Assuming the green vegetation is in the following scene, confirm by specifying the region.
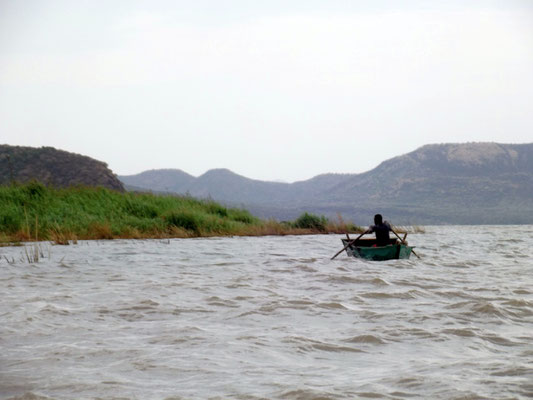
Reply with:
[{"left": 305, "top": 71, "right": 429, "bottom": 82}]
[
  {"left": 290, "top": 212, "right": 329, "bottom": 232},
  {"left": 0, "top": 182, "right": 360, "bottom": 243}
]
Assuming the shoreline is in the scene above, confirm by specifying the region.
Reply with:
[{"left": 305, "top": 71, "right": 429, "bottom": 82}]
[
  {"left": 1, "top": 229, "right": 361, "bottom": 246},
  {"left": 0, "top": 183, "right": 361, "bottom": 246}
]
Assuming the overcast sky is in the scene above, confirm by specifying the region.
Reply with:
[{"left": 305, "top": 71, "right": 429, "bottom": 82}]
[{"left": 1, "top": 0, "right": 532, "bottom": 182}]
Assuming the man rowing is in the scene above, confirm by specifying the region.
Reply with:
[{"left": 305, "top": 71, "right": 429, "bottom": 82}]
[
  {"left": 331, "top": 214, "right": 420, "bottom": 260},
  {"left": 365, "top": 213, "right": 393, "bottom": 247}
]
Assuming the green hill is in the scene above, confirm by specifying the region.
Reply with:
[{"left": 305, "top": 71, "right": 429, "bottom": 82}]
[{"left": 0, "top": 145, "right": 124, "bottom": 191}]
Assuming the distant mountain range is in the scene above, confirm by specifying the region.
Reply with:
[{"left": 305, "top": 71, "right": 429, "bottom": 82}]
[
  {"left": 119, "top": 142, "right": 533, "bottom": 225},
  {"left": 1, "top": 143, "right": 530, "bottom": 225},
  {"left": 0, "top": 145, "right": 124, "bottom": 191}
]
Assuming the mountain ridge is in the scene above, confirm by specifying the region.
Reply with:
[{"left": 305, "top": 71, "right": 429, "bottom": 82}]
[{"left": 119, "top": 142, "right": 533, "bottom": 224}]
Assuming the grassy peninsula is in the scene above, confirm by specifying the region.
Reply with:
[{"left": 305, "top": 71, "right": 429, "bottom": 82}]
[{"left": 0, "top": 182, "right": 359, "bottom": 244}]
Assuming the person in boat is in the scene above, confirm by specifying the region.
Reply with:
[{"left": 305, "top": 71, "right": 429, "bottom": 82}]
[{"left": 366, "top": 214, "right": 393, "bottom": 247}]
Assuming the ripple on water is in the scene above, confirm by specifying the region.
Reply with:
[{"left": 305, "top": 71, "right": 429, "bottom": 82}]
[
  {"left": 343, "top": 334, "right": 387, "bottom": 345},
  {"left": 279, "top": 388, "right": 340, "bottom": 400},
  {"left": 489, "top": 366, "right": 532, "bottom": 377},
  {"left": 360, "top": 290, "right": 420, "bottom": 300},
  {"left": 442, "top": 328, "right": 478, "bottom": 338},
  {"left": 479, "top": 333, "right": 521, "bottom": 347},
  {"left": 447, "top": 299, "right": 527, "bottom": 322},
  {"left": 316, "top": 302, "right": 349, "bottom": 310},
  {"left": 1, "top": 229, "right": 532, "bottom": 399},
  {"left": 5, "top": 393, "right": 52, "bottom": 400},
  {"left": 205, "top": 296, "right": 240, "bottom": 308},
  {"left": 127, "top": 299, "right": 160, "bottom": 310},
  {"left": 282, "top": 336, "right": 364, "bottom": 354}
]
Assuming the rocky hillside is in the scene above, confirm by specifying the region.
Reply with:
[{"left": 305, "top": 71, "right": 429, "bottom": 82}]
[
  {"left": 322, "top": 143, "right": 533, "bottom": 224},
  {"left": 119, "top": 143, "right": 533, "bottom": 224},
  {"left": 0, "top": 145, "right": 124, "bottom": 191}
]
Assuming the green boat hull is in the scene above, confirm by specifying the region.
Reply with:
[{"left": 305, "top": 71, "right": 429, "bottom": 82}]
[{"left": 341, "top": 239, "right": 413, "bottom": 261}]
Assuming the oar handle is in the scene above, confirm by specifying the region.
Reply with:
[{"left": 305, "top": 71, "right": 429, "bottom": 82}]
[{"left": 331, "top": 231, "right": 367, "bottom": 260}]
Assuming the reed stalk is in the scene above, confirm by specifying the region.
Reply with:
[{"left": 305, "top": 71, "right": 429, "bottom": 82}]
[{"left": 0, "top": 183, "right": 360, "bottom": 243}]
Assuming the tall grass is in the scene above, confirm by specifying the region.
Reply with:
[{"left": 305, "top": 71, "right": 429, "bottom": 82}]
[{"left": 0, "top": 182, "right": 360, "bottom": 243}]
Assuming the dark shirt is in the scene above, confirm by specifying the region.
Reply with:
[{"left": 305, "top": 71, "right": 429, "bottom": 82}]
[{"left": 367, "top": 221, "right": 392, "bottom": 246}]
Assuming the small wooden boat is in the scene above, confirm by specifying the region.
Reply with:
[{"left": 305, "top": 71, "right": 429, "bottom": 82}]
[{"left": 341, "top": 238, "right": 413, "bottom": 261}]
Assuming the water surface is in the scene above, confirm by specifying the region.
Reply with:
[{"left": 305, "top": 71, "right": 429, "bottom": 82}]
[{"left": 1, "top": 226, "right": 532, "bottom": 399}]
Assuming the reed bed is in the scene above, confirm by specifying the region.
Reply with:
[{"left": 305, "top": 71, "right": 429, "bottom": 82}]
[{"left": 0, "top": 182, "right": 360, "bottom": 244}]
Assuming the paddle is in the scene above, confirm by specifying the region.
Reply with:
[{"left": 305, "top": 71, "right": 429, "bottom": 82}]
[
  {"left": 331, "top": 231, "right": 367, "bottom": 260},
  {"left": 391, "top": 229, "right": 421, "bottom": 259}
]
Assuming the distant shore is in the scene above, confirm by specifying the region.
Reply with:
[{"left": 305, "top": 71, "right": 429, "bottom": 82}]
[{"left": 0, "top": 182, "right": 361, "bottom": 244}]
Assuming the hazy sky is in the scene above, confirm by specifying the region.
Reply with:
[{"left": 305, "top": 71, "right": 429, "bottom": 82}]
[{"left": 1, "top": 0, "right": 532, "bottom": 182}]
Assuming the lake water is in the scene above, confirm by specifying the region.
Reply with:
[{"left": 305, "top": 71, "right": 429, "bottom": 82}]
[{"left": 1, "top": 226, "right": 532, "bottom": 400}]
